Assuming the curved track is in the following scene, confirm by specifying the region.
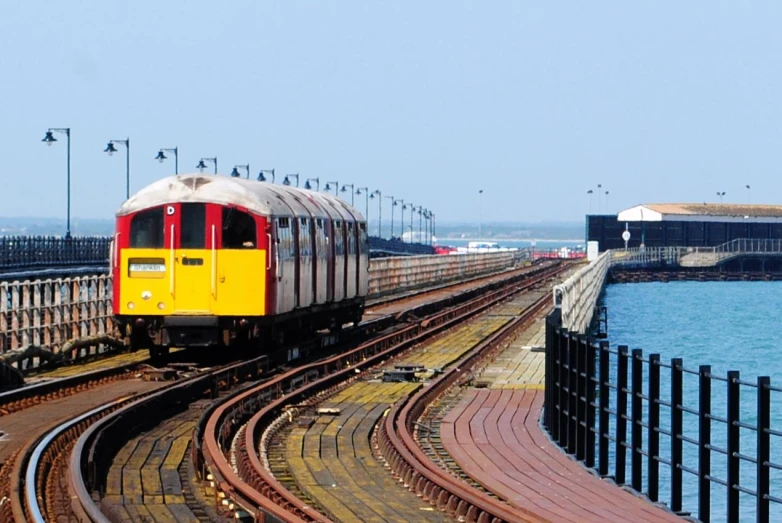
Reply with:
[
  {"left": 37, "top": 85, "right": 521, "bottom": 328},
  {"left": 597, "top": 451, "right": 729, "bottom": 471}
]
[{"left": 19, "top": 261, "right": 561, "bottom": 522}]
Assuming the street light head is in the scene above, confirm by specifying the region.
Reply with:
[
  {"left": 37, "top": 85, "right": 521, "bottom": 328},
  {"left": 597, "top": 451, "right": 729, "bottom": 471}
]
[
  {"left": 258, "top": 172, "right": 266, "bottom": 182},
  {"left": 587, "top": 189, "right": 593, "bottom": 194},
  {"left": 305, "top": 180, "right": 312, "bottom": 190},
  {"left": 230, "top": 167, "right": 241, "bottom": 178},
  {"left": 104, "top": 142, "right": 118, "bottom": 156},
  {"left": 155, "top": 150, "right": 167, "bottom": 163},
  {"left": 369, "top": 192, "right": 375, "bottom": 199},
  {"left": 355, "top": 188, "right": 362, "bottom": 195},
  {"left": 42, "top": 131, "right": 57, "bottom": 146},
  {"left": 283, "top": 176, "right": 291, "bottom": 186},
  {"left": 341, "top": 185, "right": 348, "bottom": 192},
  {"left": 196, "top": 160, "right": 208, "bottom": 172},
  {"left": 324, "top": 183, "right": 331, "bottom": 191}
]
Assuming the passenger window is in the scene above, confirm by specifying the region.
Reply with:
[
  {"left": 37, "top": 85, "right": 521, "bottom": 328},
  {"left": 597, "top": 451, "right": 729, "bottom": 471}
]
[
  {"left": 181, "top": 203, "right": 205, "bottom": 248},
  {"left": 130, "top": 208, "right": 164, "bottom": 248},
  {"left": 334, "top": 221, "right": 344, "bottom": 256},
  {"left": 223, "top": 207, "right": 257, "bottom": 249}
]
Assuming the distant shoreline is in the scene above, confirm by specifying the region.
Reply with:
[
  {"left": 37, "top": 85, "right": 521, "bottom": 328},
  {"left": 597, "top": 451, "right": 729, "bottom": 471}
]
[{"left": 439, "top": 238, "right": 584, "bottom": 243}]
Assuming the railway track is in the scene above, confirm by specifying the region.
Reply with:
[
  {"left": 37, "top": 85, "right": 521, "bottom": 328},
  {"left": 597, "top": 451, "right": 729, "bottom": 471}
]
[
  {"left": 195, "top": 264, "right": 568, "bottom": 522},
  {"left": 4, "top": 260, "right": 563, "bottom": 523}
]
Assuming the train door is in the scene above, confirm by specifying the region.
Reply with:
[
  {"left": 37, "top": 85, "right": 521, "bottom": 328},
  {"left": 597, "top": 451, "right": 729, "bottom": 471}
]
[
  {"left": 345, "top": 221, "right": 357, "bottom": 298},
  {"left": 358, "top": 222, "right": 369, "bottom": 296},
  {"left": 315, "top": 219, "right": 328, "bottom": 304},
  {"left": 298, "top": 217, "right": 313, "bottom": 307},
  {"left": 325, "top": 219, "right": 335, "bottom": 302},
  {"left": 173, "top": 202, "right": 212, "bottom": 314},
  {"left": 293, "top": 217, "right": 301, "bottom": 308},
  {"left": 215, "top": 207, "right": 265, "bottom": 316},
  {"left": 275, "top": 217, "right": 295, "bottom": 313},
  {"left": 333, "top": 220, "right": 345, "bottom": 302}
]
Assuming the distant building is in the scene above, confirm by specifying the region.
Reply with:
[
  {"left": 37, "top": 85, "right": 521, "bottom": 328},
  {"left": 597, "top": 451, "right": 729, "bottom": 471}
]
[{"left": 588, "top": 203, "right": 782, "bottom": 251}]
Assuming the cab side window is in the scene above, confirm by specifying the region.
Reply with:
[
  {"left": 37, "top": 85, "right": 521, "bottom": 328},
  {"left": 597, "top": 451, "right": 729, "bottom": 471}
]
[
  {"left": 130, "top": 208, "right": 164, "bottom": 248},
  {"left": 223, "top": 208, "right": 257, "bottom": 249}
]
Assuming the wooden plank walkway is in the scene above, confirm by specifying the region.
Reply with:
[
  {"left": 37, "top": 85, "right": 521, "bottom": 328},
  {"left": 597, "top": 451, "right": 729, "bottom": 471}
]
[
  {"left": 286, "top": 291, "right": 547, "bottom": 522},
  {"left": 103, "top": 402, "right": 216, "bottom": 522},
  {"left": 440, "top": 320, "right": 682, "bottom": 523}
]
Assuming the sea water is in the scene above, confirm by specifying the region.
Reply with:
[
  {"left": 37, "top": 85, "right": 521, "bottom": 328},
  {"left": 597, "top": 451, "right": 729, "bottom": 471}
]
[{"left": 603, "top": 281, "right": 782, "bottom": 522}]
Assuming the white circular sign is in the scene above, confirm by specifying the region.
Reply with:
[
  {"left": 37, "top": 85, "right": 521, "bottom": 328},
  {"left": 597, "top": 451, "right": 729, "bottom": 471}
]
[{"left": 621, "top": 231, "right": 631, "bottom": 241}]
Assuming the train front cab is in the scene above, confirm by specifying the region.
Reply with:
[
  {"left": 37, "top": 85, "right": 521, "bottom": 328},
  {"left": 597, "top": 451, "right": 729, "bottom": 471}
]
[{"left": 114, "top": 201, "right": 267, "bottom": 350}]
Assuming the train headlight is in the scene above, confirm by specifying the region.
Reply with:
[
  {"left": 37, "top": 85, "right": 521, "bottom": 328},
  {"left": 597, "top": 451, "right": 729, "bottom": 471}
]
[
  {"left": 127, "top": 302, "right": 135, "bottom": 310},
  {"left": 141, "top": 291, "right": 152, "bottom": 300},
  {"left": 157, "top": 302, "right": 165, "bottom": 310}
]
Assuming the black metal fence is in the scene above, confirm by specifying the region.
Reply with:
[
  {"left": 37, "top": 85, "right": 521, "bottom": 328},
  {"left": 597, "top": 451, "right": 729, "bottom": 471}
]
[
  {"left": 544, "top": 309, "right": 782, "bottom": 522},
  {"left": 0, "top": 236, "right": 111, "bottom": 273}
]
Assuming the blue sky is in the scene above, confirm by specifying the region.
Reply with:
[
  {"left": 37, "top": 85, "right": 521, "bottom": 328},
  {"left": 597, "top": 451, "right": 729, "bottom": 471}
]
[{"left": 2, "top": 2, "right": 781, "bottom": 224}]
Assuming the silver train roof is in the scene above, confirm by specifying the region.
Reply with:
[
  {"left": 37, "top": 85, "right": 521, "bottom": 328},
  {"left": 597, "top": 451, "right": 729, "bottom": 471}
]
[{"left": 117, "top": 174, "right": 365, "bottom": 221}]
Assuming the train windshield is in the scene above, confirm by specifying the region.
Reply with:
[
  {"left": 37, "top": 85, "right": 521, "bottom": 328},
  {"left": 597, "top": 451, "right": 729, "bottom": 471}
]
[
  {"left": 223, "top": 207, "right": 256, "bottom": 248},
  {"left": 130, "top": 208, "right": 164, "bottom": 248}
]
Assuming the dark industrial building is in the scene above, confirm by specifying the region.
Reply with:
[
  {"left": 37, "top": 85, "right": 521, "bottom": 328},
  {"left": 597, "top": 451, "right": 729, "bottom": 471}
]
[{"left": 587, "top": 203, "right": 782, "bottom": 252}]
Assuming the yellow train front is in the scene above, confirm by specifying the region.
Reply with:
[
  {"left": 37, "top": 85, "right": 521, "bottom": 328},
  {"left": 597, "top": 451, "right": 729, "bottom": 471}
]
[{"left": 111, "top": 174, "right": 369, "bottom": 358}]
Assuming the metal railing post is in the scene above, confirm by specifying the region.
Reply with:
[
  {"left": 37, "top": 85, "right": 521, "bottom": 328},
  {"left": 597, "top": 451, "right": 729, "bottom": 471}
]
[
  {"left": 576, "top": 335, "right": 587, "bottom": 461},
  {"left": 757, "top": 376, "right": 770, "bottom": 522},
  {"left": 558, "top": 330, "right": 569, "bottom": 448},
  {"left": 568, "top": 332, "right": 579, "bottom": 455},
  {"left": 616, "top": 345, "right": 629, "bottom": 485},
  {"left": 631, "top": 348, "right": 643, "bottom": 492},
  {"left": 671, "top": 358, "right": 684, "bottom": 513},
  {"left": 726, "top": 370, "right": 740, "bottom": 521},
  {"left": 699, "top": 365, "right": 712, "bottom": 523},
  {"left": 598, "top": 340, "right": 610, "bottom": 476},
  {"left": 585, "top": 338, "right": 597, "bottom": 468},
  {"left": 648, "top": 353, "right": 660, "bottom": 502}
]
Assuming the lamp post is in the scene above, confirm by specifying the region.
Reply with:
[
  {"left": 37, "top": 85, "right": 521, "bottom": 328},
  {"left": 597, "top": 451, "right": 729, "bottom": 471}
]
[
  {"left": 370, "top": 190, "right": 381, "bottom": 237},
  {"left": 597, "top": 184, "right": 602, "bottom": 213},
  {"left": 324, "top": 181, "right": 339, "bottom": 196},
  {"left": 42, "top": 128, "right": 72, "bottom": 238},
  {"left": 155, "top": 147, "right": 178, "bottom": 174},
  {"left": 258, "top": 169, "right": 275, "bottom": 182},
  {"left": 305, "top": 177, "right": 320, "bottom": 190},
  {"left": 717, "top": 191, "right": 726, "bottom": 203},
  {"left": 587, "top": 189, "right": 593, "bottom": 213},
  {"left": 231, "top": 164, "right": 250, "bottom": 179},
  {"left": 104, "top": 138, "right": 131, "bottom": 199},
  {"left": 355, "top": 187, "right": 369, "bottom": 224},
  {"left": 417, "top": 206, "right": 423, "bottom": 244},
  {"left": 283, "top": 173, "right": 300, "bottom": 187},
  {"left": 341, "top": 183, "right": 355, "bottom": 206},
  {"left": 423, "top": 209, "right": 431, "bottom": 245},
  {"left": 478, "top": 189, "right": 483, "bottom": 242},
  {"left": 604, "top": 191, "right": 610, "bottom": 213},
  {"left": 395, "top": 199, "right": 405, "bottom": 241},
  {"left": 431, "top": 212, "right": 436, "bottom": 243},
  {"left": 197, "top": 157, "right": 217, "bottom": 174},
  {"left": 404, "top": 202, "right": 415, "bottom": 243}
]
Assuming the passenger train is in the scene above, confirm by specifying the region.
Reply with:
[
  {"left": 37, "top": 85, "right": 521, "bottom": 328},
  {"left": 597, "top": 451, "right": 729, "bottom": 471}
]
[{"left": 111, "top": 174, "right": 370, "bottom": 358}]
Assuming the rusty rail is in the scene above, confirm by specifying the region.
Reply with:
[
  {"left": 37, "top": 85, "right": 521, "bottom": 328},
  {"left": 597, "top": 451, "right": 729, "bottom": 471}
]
[
  {"left": 198, "top": 263, "right": 565, "bottom": 522},
  {"left": 377, "top": 291, "right": 555, "bottom": 523}
]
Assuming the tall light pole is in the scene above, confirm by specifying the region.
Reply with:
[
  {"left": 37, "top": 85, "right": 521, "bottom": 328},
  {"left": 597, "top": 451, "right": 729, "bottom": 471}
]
[
  {"left": 395, "top": 199, "right": 405, "bottom": 241},
  {"left": 105, "top": 138, "right": 131, "bottom": 199},
  {"left": 597, "top": 184, "right": 602, "bottom": 213},
  {"left": 417, "top": 206, "right": 423, "bottom": 243},
  {"left": 155, "top": 147, "right": 178, "bottom": 174},
  {"left": 587, "top": 189, "right": 593, "bottom": 213},
  {"left": 385, "top": 195, "right": 395, "bottom": 237},
  {"left": 305, "top": 177, "right": 319, "bottom": 190},
  {"left": 324, "top": 181, "right": 339, "bottom": 196},
  {"left": 356, "top": 187, "right": 369, "bottom": 225},
  {"left": 370, "top": 190, "right": 381, "bottom": 237},
  {"left": 258, "top": 169, "right": 275, "bottom": 182},
  {"left": 604, "top": 191, "right": 610, "bottom": 213},
  {"left": 231, "top": 164, "right": 250, "bottom": 179},
  {"left": 478, "top": 189, "right": 483, "bottom": 242},
  {"left": 717, "top": 191, "right": 726, "bottom": 203},
  {"left": 197, "top": 157, "right": 217, "bottom": 174},
  {"left": 283, "top": 173, "right": 300, "bottom": 187},
  {"left": 42, "top": 128, "right": 72, "bottom": 238},
  {"left": 404, "top": 202, "right": 415, "bottom": 243},
  {"left": 746, "top": 184, "right": 751, "bottom": 204},
  {"left": 341, "top": 183, "right": 355, "bottom": 206}
]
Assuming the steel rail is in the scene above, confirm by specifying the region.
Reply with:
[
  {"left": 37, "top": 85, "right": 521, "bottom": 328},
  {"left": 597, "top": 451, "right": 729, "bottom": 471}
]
[
  {"left": 200, "top": 263, "right": 567, "bottom": 522},
  {"left": 378, "top": 291, "right": 554, "bottom": 523}
]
